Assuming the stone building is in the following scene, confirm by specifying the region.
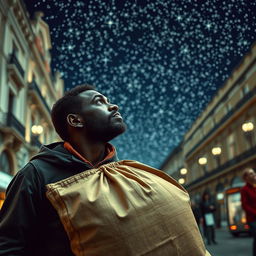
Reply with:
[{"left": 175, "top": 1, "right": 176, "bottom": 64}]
[
  {"left": 0, "top": 0, "right": 64, "bottom": 207},
  {"left": 161, "top": 43, "right": 256, "bottom": 227}
]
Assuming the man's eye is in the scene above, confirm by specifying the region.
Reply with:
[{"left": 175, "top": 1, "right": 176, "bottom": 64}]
[{"left": 96, "top": 99, "right": 105, "bottom": 104}]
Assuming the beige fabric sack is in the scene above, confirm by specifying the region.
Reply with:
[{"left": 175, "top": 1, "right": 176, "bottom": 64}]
[{"left": 46, "top": 160, "right": 211, "bottom": 256}]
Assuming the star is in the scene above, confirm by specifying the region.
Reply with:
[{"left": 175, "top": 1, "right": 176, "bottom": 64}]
[
  {"left": 206, "top": 23, "right": 212, "bottom": 29},
  {"left": 102, "top": 57, "right": 109, "bottom": 64},
  {"left": 107, "top": 20, "right": 114, "bottom": 26}
]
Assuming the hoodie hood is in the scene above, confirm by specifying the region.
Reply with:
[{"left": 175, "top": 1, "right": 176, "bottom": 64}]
[{"left": 31, "top": 142, "right": 118, "bottom": 170}]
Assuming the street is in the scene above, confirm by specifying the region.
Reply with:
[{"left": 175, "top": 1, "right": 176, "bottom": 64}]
[{"left": 205, "top": 227, "right": 253, "bottom": 256}]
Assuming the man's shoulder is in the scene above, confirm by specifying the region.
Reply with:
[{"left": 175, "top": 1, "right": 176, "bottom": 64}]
[
  {"left": 15, "top": 162, "right": 38, "bottom": 178},
  {"left": 28, "top": 154, "right": 86, "bottom": 186},
  {"left": 18, "top": 159, "right": 49, "bottom": 178},
  {"left": 14, "top": 158, "right": 57, "bottom": 186},
  {"left": 5, "top": 162, "right": 43, "bottom": 195}
]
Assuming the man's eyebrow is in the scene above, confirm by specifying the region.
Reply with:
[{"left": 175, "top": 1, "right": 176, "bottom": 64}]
[{"left": 91, "top": 94, "right": 109, "bottom": 102}]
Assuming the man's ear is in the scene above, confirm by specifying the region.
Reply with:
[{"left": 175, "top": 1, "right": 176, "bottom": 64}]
[{"left": 67, "top": 114, "right": 84, "bottom": 128}]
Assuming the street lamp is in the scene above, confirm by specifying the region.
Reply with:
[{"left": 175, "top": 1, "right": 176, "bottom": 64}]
[
  {"left": 31, "top": 125, "right": 43, "bottom": 147},
  {"left": 212, "top": 146, "right": 222, "bottom": 166},
  {"left": 180, "top": 168, "right": 187, "bottom": 175},
  {"left": 242, "top": 121, "right": 254, "bottom": 147},
  {"left": 242, "top": 122, "right": 254, "bottom": 132},
  {"left": 178, "top": 178, "right": 185, "bottom": 185},
  {"left": 31, "top": 125, "right": 43, "bottom": 135},
  {"left": 198, "top": 157, "right": 207, "bottom": 174}
]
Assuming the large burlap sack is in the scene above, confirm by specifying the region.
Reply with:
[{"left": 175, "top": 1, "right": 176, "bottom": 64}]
[{"left": 46, "top": 160, "right": 211, "bottom": 256}]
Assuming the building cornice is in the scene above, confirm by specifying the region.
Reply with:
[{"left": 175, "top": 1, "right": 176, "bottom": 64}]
[
  {"left": 185, "top": 86, "right": 256, "bottom": 160},
  {"left": 185, "top": 146, "right": 256, "bottom": 190},
  {"left": 185, "top": 43, "right": 256, "bottom": 141}
]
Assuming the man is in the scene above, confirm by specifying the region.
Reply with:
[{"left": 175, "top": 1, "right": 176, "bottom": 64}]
[
  {"left": 200, "top": 191, "right": 217, "bottom": 246},
  {"left": 0, "top": 85, "right": 210, "bottom": 255},
  {"left": 241, "top": 167, "right": 256, "bottom": 256}
]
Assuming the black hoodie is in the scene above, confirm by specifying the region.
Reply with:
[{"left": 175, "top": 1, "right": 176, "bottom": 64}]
[{"left": 0, "top": 142, "right": 118, "bottom": 256}]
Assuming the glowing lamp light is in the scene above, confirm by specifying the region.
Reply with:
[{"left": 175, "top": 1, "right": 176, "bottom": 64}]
[
  {"left": 216, "top": 192, "right": 224, "bottom": 200},
  {"left": 230, "top": 225, "right": 237, "bottom": 231},
  {"left": 178, "top": 178, "right": 185, "bottom": 184},
  {"left": 242, "top": 122, "right": 254, "bottom": 132},
  {"left": 31, "top": 125, "right": 43, "bottom": 135},
  {"left": 198, "top": 157, "right": 207, "bottom": 165},
  {"left": 212, "top": 147, "right": 222, "bottom": 156},
  {"left": 244, "top": 224, "right": 250, "bottom": 229},
  {"left": 242, "top": 217, "right": 247, "bottom": 224},
  {"left": 180, "top": 168, "right": 187, "bottom": 175}
]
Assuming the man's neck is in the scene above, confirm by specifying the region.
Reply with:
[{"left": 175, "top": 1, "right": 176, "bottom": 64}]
[{"left": 69, "top": 138, "right": 107, "bottom": 165}]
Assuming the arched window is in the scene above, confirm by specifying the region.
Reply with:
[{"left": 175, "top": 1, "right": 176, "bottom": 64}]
[
  {"left": 0, "top": 150, "right": 12, "bottom": 174},
  {"left": 231, "top": 176, "right": 244, "bottom": 187}
]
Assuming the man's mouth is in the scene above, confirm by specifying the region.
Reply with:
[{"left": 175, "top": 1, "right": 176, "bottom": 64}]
[{"left": 112, "top": 112, "right": 122, "bottom": 119}]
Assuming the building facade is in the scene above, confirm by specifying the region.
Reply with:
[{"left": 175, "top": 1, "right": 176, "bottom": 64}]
[
  {"left": 161, "top": 43, "right": 256, "bottom": 227},
  {"left": 0, "top": 0, "right": 64, "bottom": 207}
]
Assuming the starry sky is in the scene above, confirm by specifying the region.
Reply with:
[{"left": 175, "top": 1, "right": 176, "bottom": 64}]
[{"left": 24, "top": 0, "right": 256, "bottom": 168}]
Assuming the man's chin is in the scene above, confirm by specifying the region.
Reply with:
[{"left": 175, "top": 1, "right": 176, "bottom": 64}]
[
  {"left": 106, "top": 123, "right": 127, "bottom": 142},
  {"left": 87, "top": 122, "right": 127, "bottom": 142}
]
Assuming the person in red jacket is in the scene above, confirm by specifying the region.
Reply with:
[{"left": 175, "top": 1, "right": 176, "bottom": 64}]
[{"left": 241, "top": 167, "right": 256, "bottom": 256}]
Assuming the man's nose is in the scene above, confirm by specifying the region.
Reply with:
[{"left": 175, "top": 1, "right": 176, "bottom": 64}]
[{"left": 108, "top": 103, "right": 119, "bottom": 111}]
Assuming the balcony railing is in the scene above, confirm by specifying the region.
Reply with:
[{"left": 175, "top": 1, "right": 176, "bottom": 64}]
[
  {"left": 8, "top": 53, "right": 25, "bottom": 78},
  {"left": 185, "top": 87, "right": 256, "bottom": 159},
  {"left": 7, "top": 112, "right": 25, "bottom": 137},
  {"left": 29, "top": 80, "right": 51, "bottom": 113},
  {"left": 185, "top": 145, "right": 256, "bottom": 189}
]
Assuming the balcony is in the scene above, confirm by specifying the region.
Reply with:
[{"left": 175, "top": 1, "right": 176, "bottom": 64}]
[
  {"left": 7, "top": 53, "right": 25, "bottom": 87},
  {"left": 185, "top": 87, "right": 256, "bottom": 159},
  {"left": 185, "top": 145, "right": 256, "bottom": 189},
  {"left": 6, "top": 112, "right": 25, "bottom": 138},
  {"left": 29, "top": 79, "right": 51, "bottom": 114}
]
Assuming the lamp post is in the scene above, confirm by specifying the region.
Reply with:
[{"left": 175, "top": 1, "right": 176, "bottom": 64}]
[
  {"left": 198, "top": 157, "right": 207, "bottom": 174},
  {"left": 212, "top": 146, "right": 222, "bottom": 166},
  {"left": 242, "top": 122, "right": 254, "bottom": 148}
]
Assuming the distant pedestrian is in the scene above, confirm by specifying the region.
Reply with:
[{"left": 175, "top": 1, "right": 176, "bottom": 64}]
[
  {"left": 191, "top": 198, "right": 204, "bottom": 238},
  {"left": 191, "top": 199, "right": 203, "bottom": 227},
  {"left": 241, "top": 167, "right": 256, "bottom": 256},
  {"left": 200, "top": 191, "right": 217, "bottom": 245}
]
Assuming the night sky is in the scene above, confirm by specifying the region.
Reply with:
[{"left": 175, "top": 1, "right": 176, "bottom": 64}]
[{"left": 24, "top": 0, "right": 256, "bottom": 168}]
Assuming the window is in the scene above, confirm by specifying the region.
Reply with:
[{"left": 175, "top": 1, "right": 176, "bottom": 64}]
[
  {"left": 0, "top": 150, "right": 11, "bottom": 174},
  {"left": 12, "top": 41, "right": 19, "bottom": 56},
  {"left": 227, "top": 133, "right": 236, "bottom": 159},
  {"left": 8, "top": 91, "right": 15, "bottom": 114},
  {"left": 242, "top": 85, "right": 249, "bottom": 95},
  {"left": 0, "top": 14, "right": 3, "bottom": 39},
  {"left": 231, "top": 176, "right": 244, "bottom": 187}
]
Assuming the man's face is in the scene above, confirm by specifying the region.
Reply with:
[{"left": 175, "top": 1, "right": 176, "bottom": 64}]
[
  {"left": 244, "top": 169, "right": 256, "bottom": 185},
  {"left": 76, "top": 90, "right": 126, "bottom": 142}
]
